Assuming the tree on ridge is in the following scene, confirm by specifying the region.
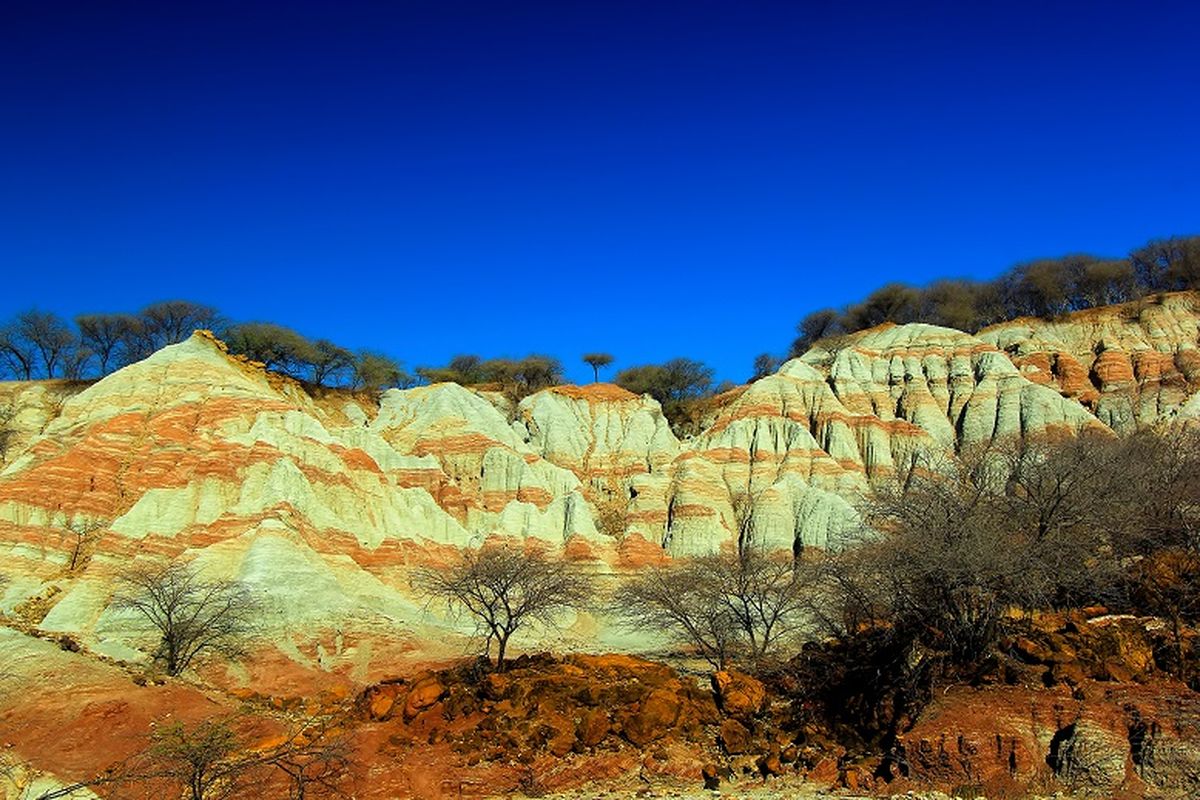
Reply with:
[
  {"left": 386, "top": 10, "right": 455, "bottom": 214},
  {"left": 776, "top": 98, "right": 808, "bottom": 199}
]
[{"left": 581, "top": 352, "right": 613, "bottom": 383}]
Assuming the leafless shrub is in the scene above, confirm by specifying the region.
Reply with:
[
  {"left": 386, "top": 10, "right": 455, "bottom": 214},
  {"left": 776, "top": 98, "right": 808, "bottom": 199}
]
[
  {"left": 139, "top": 716, "right": 256, "bottom": 800},
  {"left": 267, "top": 725, "right": 355, "bottom": 800},
  {"left": 613, "top": 548, "right": 809, "bottom": 670},
  {"left": 57, "top": 515, "right": 109, "bottom": 572},
  {"left": 415, "top": 545, "right": 589, "bottom": 672},
  {"left": 114, "top": 561, "right": 259, "bottom": 676},
  {"left": 1114, "top": 428, "right": 1200, "bottom": 681},
  {"left": 23, "top": 713, "right": 354, "bottom": 800}
]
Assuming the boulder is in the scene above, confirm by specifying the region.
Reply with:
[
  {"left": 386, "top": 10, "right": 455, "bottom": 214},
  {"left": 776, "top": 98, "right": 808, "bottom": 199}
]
[
  {"left": 368, "top": 690, "right": 396, "bottom": 721},
  {"left": 576, "top": 708, "right": 609, "bottom": 748},
  {"left": 622, "top": 689, "right": 682, "bottom": 746},
  {"left": 718, "top": 718, "right": 753, "bottom": 755},
  {"left": 403, "top": 674, "right": 446, "bottom": 721},
  {"left": 711, "top": 670, "right": 766, "bottom": 719}
]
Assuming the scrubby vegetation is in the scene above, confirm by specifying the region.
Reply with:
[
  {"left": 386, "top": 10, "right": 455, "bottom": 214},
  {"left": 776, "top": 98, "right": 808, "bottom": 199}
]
[
  {"left": 790, "top": 234, "right": 1200, "bottom": 354},
  {"left": 783, "top": 428, "right": 1200, "bottom": 755},
  {"left": 613, "top": 357, "right": 717, "bottom": 433},
  {"left": 0, "top": 299, "right": 409, "bottom": 390},
  {"left": 414, "top": 353, "right": 564, "bottom": 404}
]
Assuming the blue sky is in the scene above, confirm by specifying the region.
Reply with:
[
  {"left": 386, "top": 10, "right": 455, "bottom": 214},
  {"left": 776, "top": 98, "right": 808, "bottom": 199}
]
[{"left": 2, "top": 0, "right": 1198, "bottom": 383}]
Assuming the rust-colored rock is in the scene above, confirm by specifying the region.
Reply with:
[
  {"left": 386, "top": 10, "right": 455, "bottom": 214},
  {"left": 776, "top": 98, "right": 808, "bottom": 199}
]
[
  {"left": 756, "top": 752, "right": 784, "bottom": 777},
  {"left": 403, "top": 673, "right": 446, "bottom": 721},
  {"left": 718, "top": 718, "right": 753, "bottom": 755},
  {"left": 807, "top": 755, "right": 840, "bottom": 785},
  {"left": 711, "top": 669, "right": 766, "bottom": 719},
  {"left": 622, "top": 689, "right": 681, "bottom": 746},
  {"left": 368, "top": 688, "right": 397, "bottom": 720},
  {"left": 576, "top": 708, "right": 609, "bottom": 748}
]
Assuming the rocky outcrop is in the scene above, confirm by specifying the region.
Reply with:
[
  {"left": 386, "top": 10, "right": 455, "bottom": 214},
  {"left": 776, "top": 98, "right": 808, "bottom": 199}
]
[
  {"left": 0, "top": 311, "right": 1175, "bottom": 671},
  {"left": 371, "top": 382, "right": 597, "bottom": 542},
  {"left": 516, "top": 384, "right": 678, "bottom": 544},
  {"left": 657, "top": 323, "right": 1108, "bottom": 555},
  {"left": 980, "top": 291, "right": 1200, "bottom": 433},
  {"left": 892, "top": 615, "right": 1200, "bottom": 799},
  {"left": 804, "top": 322, "right": 1110, "bottom": 447},
  {"left": 0, "top": 335, "right": 609, "bottom": 672}
]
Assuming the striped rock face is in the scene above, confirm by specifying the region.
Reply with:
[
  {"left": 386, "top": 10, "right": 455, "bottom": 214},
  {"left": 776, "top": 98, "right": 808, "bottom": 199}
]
[
  {"left": 2, "top": 301, "right": 1195, "bottom": 674},
  {"left": 980, "top": 291, "right": 1200, "bottom": 434}
]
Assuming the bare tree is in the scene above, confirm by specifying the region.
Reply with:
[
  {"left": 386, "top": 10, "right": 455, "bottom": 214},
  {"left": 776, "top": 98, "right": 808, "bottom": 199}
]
[
  {"left": 76, "top": 313, "right": 139, "bottom": 374},
  {"left": 264, "top": 717, "right": 355, "bottom": 800},
  {"left": 719, "top": 551, "right": 809, "bottom": 664},
  {"left": 614, "top": 548, "right": 808, "bottom": 670},
  {"left": 139, "top": 717, "right": 258, "bottom": 800},
  {"left": 20, "top": 711, "right": 354, "bottom": 800},
  {"left": 58, "top": 515, "right": 109, "bottom": 572},
  {"left": 1115, "top": 429, "right": 1200, "bottom": 680},
  {"left": 613, "top": 561, "right": 739, "bottom": 669},
  {"left": 16, "top": 310, "right": 78, "bottom": 378},
  {"left": 581, "top": 352, "right": 613, "bottom": 383},
  {"left": 114, "top": 562, "right": 258, "bottom": 676},
  {"left": 0, "top": 321, "right": 37, "bottom": 379},
  {"left": 416, "top": 545, "right": 588, "bottom": 672}
]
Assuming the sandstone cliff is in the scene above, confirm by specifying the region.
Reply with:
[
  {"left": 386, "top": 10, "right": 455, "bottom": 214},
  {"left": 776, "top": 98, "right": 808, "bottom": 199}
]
[
  {"left": 2, "top": 303, "right": 1199, "bottom": 677},
  {"left": 3, "top": 304, "right": 1200, "bottom": 798},
  {"left": 980, "top": 291, "right": 1200, "bottom": 433}
]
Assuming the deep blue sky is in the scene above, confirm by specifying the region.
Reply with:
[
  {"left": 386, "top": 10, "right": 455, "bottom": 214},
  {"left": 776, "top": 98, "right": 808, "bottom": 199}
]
[{"left": 2, "top": 1, "right": 1198, "bottom": 383}]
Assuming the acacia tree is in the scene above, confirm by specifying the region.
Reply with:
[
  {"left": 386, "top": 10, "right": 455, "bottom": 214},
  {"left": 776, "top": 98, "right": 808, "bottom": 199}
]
[
  {"left": 223, "top": 322, "right": 318, "bottom": 377},
  {"left": 309, "top": 340, "right": 355, "bottom": 386},
  {"left": 581, "top": 352, "right": 613, "bottom": 383},
  {"left": 352, "top": 351, "right": 411, "bottom": 391},
  {"left": 416, "top": 545, "right": 588, "bottom": 672},
  {"left": 614, "top": 357, "right": 714, "bottom": 433},
  {"left": 114, "top": 562, "right": 258, "bottom": 676}
]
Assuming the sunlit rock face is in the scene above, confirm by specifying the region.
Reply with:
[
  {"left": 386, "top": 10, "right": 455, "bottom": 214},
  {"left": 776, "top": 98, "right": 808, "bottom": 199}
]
[
  {"left": 979, "top": 291, "right": 1200, "bottom": 433},
  {"left": 656, "top": 322, "right": 1107, "bottom": 556},
  {"left": 370, "top": 382, "right": 598, "bottom": 543},
  {"left": 0, "top": 334, "right": 613, "bottom": 675},
  {"left": 515, "top": 384, "right": 679, "bottom": 546},
  {"left": 802, "top": 322, "right": 1110, "bottom": 448},
  {"left": 3, "top": 305, "right": 1186, "bottom": 669}
]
